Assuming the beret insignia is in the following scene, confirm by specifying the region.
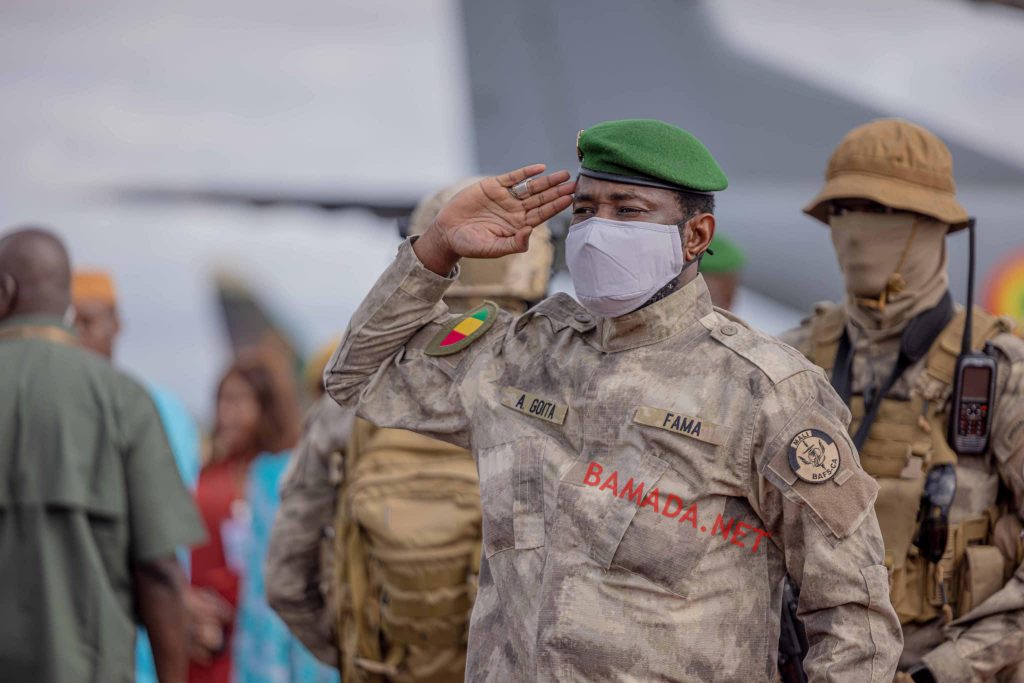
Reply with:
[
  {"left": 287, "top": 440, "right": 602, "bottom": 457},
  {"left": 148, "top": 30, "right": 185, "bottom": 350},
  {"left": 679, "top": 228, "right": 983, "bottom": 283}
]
[
  {"left": 576, "top": 129, "right": 585, "bottom": 162},
  {"left": 788, "top": 428, "right": 841, "bottom": 484},
  {"left": 425, "top": 301, "right": 498, "bottom": 356}
]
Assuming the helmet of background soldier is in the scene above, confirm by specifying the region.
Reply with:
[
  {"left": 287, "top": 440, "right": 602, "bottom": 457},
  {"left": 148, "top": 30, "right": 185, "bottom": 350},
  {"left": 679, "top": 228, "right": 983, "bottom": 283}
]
[
  {"left": 803, "top": 118, "right": 970, "bottom": 231},
  {"left": 409, "top": 177, "right": 554, "bottom": 312}
]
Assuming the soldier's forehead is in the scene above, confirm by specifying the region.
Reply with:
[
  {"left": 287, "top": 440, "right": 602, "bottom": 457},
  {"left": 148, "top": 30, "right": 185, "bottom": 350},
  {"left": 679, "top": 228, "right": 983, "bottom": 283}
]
[{"left": 573, "top": 176, "right": 675, "bottom": 204}]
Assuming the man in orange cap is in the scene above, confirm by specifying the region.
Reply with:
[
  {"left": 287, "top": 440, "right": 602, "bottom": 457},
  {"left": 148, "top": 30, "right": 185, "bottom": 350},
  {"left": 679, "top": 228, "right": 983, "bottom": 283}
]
[
  {"left": 783, "top": 119, "right": 1024, "bottom": 682},
  {"left": 71, "top": 270, "right": 121, "bottom": 358}
]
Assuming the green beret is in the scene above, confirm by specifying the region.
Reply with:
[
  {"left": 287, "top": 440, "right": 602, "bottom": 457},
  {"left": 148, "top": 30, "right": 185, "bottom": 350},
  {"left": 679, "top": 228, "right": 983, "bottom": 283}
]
[
  {"left": 577, "top": 119, "right": 728, "bottom": 193},
  {"left": 701, "top": 234, "right": 745, "bottom": 274}
]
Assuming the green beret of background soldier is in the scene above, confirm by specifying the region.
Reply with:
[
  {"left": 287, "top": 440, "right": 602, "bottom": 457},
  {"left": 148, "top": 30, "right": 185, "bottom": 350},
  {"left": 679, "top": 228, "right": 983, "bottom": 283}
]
[
  {"left": 323, "top": 118, "right": 902, "bottom": 681},
  {"left": 264, "top": 182, "right": 554, "bottom": 683},
  {"left": 781, "top": 119, "right": 1024, "bottom": 682},
  {"left": 701, "top": 233, "right": 746, "bottom": 311}
]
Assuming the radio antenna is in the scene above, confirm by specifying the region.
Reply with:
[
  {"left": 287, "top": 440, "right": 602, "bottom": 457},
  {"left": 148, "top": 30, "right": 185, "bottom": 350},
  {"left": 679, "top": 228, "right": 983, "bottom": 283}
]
[{"left": 961, "top": 218, "right": 977, "bottom": 356}]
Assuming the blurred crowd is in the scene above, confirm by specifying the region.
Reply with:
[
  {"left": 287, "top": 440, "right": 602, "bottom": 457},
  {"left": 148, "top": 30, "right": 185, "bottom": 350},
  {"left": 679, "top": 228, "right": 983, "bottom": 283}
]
[{"left": 1, "top": 234, "right": 342, "bottom": 683}]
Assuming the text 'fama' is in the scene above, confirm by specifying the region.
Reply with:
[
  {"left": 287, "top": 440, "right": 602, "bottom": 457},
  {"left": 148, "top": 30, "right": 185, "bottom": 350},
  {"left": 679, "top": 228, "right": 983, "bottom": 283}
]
[{"left": 584, "top": 461, "right": 770, "bottom": 554}]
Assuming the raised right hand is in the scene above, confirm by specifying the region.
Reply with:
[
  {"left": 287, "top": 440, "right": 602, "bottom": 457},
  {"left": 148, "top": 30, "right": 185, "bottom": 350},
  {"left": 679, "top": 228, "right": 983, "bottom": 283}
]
[{"left": 414, "top": 164, "right": 574, "bottom": 274}]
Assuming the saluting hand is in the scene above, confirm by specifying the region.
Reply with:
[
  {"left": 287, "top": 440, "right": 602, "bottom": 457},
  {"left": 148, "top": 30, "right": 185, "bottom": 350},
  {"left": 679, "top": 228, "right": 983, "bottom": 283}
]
[{"left": 414, "top": 164, "right": 574, "bottom": 275}]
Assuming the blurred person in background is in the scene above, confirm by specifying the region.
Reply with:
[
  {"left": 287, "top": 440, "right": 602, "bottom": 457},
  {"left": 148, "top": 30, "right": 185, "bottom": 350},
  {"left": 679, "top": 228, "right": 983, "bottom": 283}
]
[
  {"left": 781, "top": 119, "right": 1024, "bottom": 682},
  {"left": 72, "top": 269, "right": 203, "bottom": 683},
  {"left": 189, "top": 351, "right": 308, "bottom": 683},
  {"left": 231, "top": 353, "right": 338, "bottom": 683},
  {"left": 701, "top": 233, "right": 745, "bottom": 311},
  {"left": 0, "top": 226, "right": 205, "bottom": 683},
  {"left": 264, "top": 179, "right": 554, "bottom": 683}
]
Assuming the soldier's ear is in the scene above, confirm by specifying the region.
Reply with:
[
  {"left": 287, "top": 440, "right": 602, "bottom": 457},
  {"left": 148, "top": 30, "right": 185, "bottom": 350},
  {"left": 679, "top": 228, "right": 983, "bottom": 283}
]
[
  {"left": 683, "top": 213, "right": 714, "bottom": 263},
  {"left": 0, "top": 273, "right": 16, "bottom": 319},
  {"left": 0, "top": 272, "right": 16, "bottom": 321}
]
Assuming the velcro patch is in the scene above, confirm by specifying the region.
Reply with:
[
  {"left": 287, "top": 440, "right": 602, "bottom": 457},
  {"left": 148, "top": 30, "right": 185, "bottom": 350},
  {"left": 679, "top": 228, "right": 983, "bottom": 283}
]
[
  {"left": 424, "top": 301, "right": 497, "bottom": 357},
  {"left": 632, "top": 406, "right": 729, "bottom": 446},
  {"left": 501, "top": 387, "right": 567, "bottom": 425}
]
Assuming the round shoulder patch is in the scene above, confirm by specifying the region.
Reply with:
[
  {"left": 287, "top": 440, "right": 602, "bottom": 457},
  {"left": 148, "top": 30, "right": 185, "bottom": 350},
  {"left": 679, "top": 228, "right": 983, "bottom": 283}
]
[{"left": 788, "top": 429, "right": 841, "bottom": 484}]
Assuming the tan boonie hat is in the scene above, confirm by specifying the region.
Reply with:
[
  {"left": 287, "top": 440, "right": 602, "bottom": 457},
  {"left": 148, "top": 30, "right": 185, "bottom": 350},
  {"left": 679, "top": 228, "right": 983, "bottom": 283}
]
[
  {"left": 804, "top": 119, "right": 970, "bottom": 231},
  {"left": 410, "top": 177, "right": 554, "bottom": 302}
]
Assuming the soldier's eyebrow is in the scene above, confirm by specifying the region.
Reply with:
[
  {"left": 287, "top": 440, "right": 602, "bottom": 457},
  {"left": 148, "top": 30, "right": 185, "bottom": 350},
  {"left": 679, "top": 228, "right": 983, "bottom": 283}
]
[
  {"left": 574, "top": 192, "right": 595, "bottom": 203},
  {"left": 609, "top": 190, "right": 642, "bottom": 201}
]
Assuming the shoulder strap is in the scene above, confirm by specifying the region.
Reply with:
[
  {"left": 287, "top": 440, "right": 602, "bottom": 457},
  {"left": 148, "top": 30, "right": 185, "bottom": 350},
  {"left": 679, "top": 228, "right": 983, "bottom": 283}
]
[
  {"left": 336, "top": 417, "right": 384, "bottom": 682},
  {"left": 805, "top": 302, "right": 846, "bottom": 371},
  {"left": 852, "top": 292, "right": 954, "bottom": 449},
  {"left": 926, "top": 306, "right": 1014, "bottom": 386}
]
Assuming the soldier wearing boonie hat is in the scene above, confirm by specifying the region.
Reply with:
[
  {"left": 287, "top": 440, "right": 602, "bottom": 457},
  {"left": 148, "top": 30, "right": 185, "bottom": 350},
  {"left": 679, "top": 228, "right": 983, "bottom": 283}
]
[
  {"left": 323, "top": 119, "right": 900, "bottom": 681},
  {"left": 782, "top": 119, "right": 1024, "bottom": 683}
]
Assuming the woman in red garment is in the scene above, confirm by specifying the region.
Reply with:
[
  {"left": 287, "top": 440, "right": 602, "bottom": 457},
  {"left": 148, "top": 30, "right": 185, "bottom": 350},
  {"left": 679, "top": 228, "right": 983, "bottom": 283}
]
[{"left": 188, "top": 354, "right": 300, "bottom": 683}]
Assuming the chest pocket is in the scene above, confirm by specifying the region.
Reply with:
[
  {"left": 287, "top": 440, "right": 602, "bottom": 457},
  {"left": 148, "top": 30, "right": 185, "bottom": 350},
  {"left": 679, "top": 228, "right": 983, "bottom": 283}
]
[
  {"left": 476, "top": 436, "right": 547, "bottom": 557},
  {"left": 560, "top": 433, "right": 729, "bottom": 598}
]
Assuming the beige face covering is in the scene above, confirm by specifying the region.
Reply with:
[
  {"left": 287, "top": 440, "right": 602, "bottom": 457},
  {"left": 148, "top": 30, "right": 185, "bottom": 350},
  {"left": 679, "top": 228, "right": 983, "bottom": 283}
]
[{"left": 829, "top": 211, "right": 949, "bottom": 341}]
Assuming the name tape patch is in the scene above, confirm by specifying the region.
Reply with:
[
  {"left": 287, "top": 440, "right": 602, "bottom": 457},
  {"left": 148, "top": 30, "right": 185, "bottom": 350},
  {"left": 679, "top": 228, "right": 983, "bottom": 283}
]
[
  {"left": 787, "top": 428, "right": 841, "bottom": 484},
  {"left": 501, "top": 387, "right": 568, "bottom": 425},
  {"left": 632, "top": 406, "right": 729, "bottom": 446}
]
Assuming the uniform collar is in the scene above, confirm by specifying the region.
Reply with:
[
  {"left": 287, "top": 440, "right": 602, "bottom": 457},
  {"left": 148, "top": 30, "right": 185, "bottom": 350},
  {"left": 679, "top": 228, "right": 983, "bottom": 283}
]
[
  {"left": 0, "top": 312, "right": 72, "bottom": 332},
  {"left": 0, "top": 313, "right": 77, "bottom": 345},
  {"left": 590, "top": 274, "right": 714, "bottom": 353}
]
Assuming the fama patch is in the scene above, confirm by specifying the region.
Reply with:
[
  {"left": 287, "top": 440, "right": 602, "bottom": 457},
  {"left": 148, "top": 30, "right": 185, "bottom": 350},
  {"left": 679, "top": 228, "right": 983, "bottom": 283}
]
[
  {"left": 788, "top": 428, "right": 841, "bottom": 483},
  {"left": 632, "top": 406, "right": 729, "bottom": 446},
  {"left": 424, "top": 301, "right": 498, "bottom": 356}
]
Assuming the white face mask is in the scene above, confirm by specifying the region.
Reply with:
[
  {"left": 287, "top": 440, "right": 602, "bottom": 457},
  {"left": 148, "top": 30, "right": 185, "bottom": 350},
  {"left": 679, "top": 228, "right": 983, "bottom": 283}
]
[{"left": 566, "top": 217, "right": 684, "bottom": 318}]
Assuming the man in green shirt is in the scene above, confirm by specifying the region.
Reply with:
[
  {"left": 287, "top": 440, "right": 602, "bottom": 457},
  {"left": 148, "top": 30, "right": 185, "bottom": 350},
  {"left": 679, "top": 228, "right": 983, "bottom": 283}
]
[{"left": 0, "top": 227, "right": 206, "bottom": 683}]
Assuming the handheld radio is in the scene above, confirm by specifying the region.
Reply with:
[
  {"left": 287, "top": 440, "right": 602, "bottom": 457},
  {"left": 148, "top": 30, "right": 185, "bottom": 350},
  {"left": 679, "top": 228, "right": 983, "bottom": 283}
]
[{"left": 947, "top": 218, "right": 998, "bottom": 455}]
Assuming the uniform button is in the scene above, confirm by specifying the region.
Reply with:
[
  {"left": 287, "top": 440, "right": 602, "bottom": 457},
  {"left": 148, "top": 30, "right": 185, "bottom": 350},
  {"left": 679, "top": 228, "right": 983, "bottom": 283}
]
[
  {"left": 721, "top": 324, "right": 738, "bottom": 336},
  {"left": 574, "top": 313, "right": 593, "bottom": 324}
]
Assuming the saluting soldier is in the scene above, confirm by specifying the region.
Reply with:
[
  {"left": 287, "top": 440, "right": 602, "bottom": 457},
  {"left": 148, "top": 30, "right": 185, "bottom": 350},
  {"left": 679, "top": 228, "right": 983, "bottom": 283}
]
[
  {"left": 325, "top": 119, "right": 902, "bottom": 681},
  {"left": 782, "top": 119, "right": 1024, "bottom": 682},
  {"left": 265, "top": 179, "right": 554, "bottom": 683}
]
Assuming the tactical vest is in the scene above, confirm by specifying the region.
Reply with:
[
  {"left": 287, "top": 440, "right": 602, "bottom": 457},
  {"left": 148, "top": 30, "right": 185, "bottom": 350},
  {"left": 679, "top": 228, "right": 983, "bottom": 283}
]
[
  {"left": 332, "top": 420, "right": 482, "bottom": 683},
  {"left": 802, "top": 304, "right": 1013, "bottom": 625}
]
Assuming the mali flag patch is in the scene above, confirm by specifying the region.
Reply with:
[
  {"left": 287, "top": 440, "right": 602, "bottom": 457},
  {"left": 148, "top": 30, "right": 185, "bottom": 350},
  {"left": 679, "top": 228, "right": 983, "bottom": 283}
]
[{"left": 424, "top": 301, "right": 498, "bottom": 356}]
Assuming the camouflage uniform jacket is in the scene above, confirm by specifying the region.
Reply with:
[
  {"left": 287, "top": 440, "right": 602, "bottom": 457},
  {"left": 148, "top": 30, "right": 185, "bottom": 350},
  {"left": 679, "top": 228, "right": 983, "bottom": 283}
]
[
  {"left": 266, "top": 393, "right": 355, "bottom": 666},
  {"left": 325, "top": 240, "right": 902, "bottom": 682},
  {"left": 783, "top": 307, "right": 1024, "bottom": 682}
]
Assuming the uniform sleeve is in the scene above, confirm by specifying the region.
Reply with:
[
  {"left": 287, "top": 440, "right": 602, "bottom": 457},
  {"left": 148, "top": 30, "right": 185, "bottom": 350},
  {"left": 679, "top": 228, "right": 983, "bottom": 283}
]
[
  {"left": 120, "top": 379, "right": 206, "bottom": 562},
  {"left": 324, "top": 238, "right": 510, "bottom": 449},
  {"left": 751, "top": 369, "right": 902, "bottom": 683},
  {"left": 265, "top": 395, "right": 354, "bottom": 666},
  {"left": 920, "top": 339, "right": 1024, "bottom": 682}
]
